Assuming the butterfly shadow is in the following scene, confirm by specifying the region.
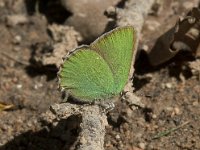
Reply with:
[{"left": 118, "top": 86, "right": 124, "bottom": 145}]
[
  {"left": 133, "top": 49, "right": 195, "bottom": 92},
  {"left": 132, "top": 51, "right": 158, "bottom": 92},
  {"left": 25, "top": 42, "right": 58, "bottom": 81},
  {"left": 24, "top": 0, "right": 72, "bottom": 24},
  {"left": 0, "top": 115, "right": 82, "bottom": 150},
  {"left": 166, "top": 51, "right": 194, "bottom": 80}
]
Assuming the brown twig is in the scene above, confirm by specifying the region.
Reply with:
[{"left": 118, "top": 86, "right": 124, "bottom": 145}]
[
  {"left": 117, "top": 0, "right": 155, "bottom": 108},
  {"left": 50, "top": 103, "right": 107, "bottom": 150}
]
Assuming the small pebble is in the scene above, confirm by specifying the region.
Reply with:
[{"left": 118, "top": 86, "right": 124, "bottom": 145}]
[
  {"left": 115, "top": 134, "right": 120, "bottom": 139},
  {"left": 16, "top": 84, "right": 22, "bottom": 89},
  {"left": 12, "top": 77, "right": 18, "bottom": 83},
  {"left": 141, "top": 44, "right": 149, "bottom": 51},
  {"left": 106, "top": 6, "right": 116, "bottom": 16},
  {"left": 152, "top": 114, "right": 157, "bottom": 119},
  {"left": 166, "top": 106, "right": 173, "bottom": 111},
  {"left": 174, "top": 107, "right": 181, "bottom": 115},
  {"left": 192, "top": 101, "right": 199, "bottom": 106},
  {"left": 138, "top": 142, "right": 146, "bottom": 149},
  {"left": 34, "top": 83, "right": 43, "bottom": 89},
  {"left": 165, "top": 83, "right": 172, "bottom": 89},
  {"left": 13, "top": 35, "right": 22, "bottom": 44}
]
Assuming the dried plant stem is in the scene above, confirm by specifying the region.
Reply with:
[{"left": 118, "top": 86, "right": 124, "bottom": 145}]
[
  {"left": 50, "top": 103, "right": 107, "bottom": 150},
  {"left": 0, "top": 51, "right": 29, "bottom": 66},
  {"left": 152, "top": 121, "right": 190, "bottom": 140}
]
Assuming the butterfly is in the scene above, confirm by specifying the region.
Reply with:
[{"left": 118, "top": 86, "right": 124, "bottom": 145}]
[{"left": 58, "top": 26, "right": 136, "bottom": 102}]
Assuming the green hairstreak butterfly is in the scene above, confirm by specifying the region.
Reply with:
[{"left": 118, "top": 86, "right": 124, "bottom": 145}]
[{"left": 58, "top": 26, "right": 136, "bottom": 102}]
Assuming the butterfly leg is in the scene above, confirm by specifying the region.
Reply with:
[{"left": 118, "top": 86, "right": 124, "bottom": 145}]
[{"left": 97, "top": 101, "right": 115, "bottom": 113}]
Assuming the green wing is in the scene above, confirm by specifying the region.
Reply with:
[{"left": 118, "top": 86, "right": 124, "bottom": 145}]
[
  {"left": 90, "top": 26, "right": 135, "bottom": 94},
  {"left": 59, "top": 46, "right": 115, "bottom": 101}
]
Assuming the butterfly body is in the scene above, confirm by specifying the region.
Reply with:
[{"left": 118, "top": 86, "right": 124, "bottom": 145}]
[{"left": 58, "top": 26, "right": 136, "bottom": 102}]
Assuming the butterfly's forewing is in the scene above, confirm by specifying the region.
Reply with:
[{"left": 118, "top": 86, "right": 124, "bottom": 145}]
[
  {"left": 90, "top": 27, "right": 135, "bottom": 94},
  {"left": 59, "top": 46, "right": 115, "bottom": 101}
]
